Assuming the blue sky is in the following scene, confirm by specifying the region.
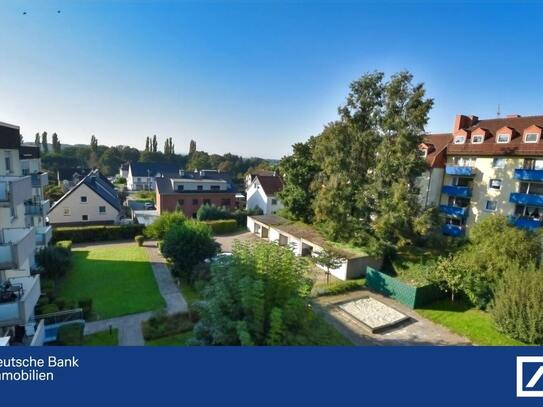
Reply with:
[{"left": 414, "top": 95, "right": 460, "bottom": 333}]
[{"left": 1, "top": 1, "right": 542, "bottom": 158}]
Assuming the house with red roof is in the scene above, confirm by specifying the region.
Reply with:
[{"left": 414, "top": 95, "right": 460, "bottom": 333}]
[{"left": 246, "top": 172, "right": 284, "bottom": 215}]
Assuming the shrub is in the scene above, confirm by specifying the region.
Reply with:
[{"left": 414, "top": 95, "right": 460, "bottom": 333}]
[
  {"left": 39, "top": 303, "right": 60, "bottom": 315},
  {"left": 55, "top": 240, "right": 73, "bottom": 250},
  {"left": 315, "top": 279, "right": 365, "bottom": 296},
  {"left": 53, "top": 224, "right": 145, "bottom": 243},
  {"left": 78, "top": 297, "right": 93, "bottom": 319},
  {"left": 144, "top": 212, "right": 186, "bottom": 240},
  {"left": 141, "top": 312, "right": 194, "bottom": 340},
  {"left": 197, "top": 204, "right": 231, "bottom": 221},
  {"left": 54, "top": 297, "right": 68, "bottom": 310},
  {"left": 35, "top": 246, "right": 72, "bottom": 280},
  {"left": 491, "top": 265, "right": 543, "bottom": 345},
  {"left": 116, "top": 177, "right": 127, "bottom": 184},
  {"left": 204, "top": 219, "right": 238, "bottom": 235},
  {"left": 57, "top": 323, "right": 84, "bottom": 345},
  {"left": 231, "top": 207, "right": 263, "bottom": 226},
  {"left": 135, "top": 235, "right": 145, "bottom": 246}
]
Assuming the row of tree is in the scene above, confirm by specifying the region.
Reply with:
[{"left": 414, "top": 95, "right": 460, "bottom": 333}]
[{"left": 279, "top": 71, "right": 436, "bottom": 254}]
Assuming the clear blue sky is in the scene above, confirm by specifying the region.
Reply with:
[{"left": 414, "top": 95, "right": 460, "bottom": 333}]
[{"left": 1, "top": 1, "right": 542, "bottom": 158}]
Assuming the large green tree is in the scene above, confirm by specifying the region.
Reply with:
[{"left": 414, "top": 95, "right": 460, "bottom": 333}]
[{"left": 41, "top": 131, "right": 49, "bottom": 153}]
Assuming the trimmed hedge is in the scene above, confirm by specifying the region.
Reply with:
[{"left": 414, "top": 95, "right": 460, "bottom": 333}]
[
  {"left": 57, "top": 323, "right": 84, "bottom": 345},
  {"left": 142, "top": 312, "right": 194, "bottom": 341},
  {"left": 203, "top": 219, "right": 238, "bottom": 235},
  {"left": 55, "top": 240, "right": 73, "bottom": 250},
  {"left": 53, "top": 224, "right": 145, "bottom": 243}
]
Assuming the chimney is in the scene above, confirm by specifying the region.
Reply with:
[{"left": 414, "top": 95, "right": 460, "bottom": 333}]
[{"left": 453, "top": 114, "right": 478, "bottom": 133}]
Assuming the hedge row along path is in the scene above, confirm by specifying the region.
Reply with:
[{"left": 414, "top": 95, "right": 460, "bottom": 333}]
[{"left": 84, "top": 241, "right": 188, "bottom": 346}]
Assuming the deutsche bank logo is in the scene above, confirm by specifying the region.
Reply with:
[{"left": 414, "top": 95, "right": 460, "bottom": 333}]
[{"left": 517, "top": 356, "right": 543, "bottom": 397}]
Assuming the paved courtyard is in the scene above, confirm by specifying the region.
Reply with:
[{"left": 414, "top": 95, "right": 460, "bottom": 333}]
[
  {"left": 214, "top": 230, "right": 257, "bottom": 252},
  {"left": 313, "top": 289, "right": 471, "bottom": 346}
]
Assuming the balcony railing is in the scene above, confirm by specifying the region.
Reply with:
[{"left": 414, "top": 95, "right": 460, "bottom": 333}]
[
  {"left": 442, "top": 224, "right": 465, "bottom": 237},
  {"left": 30, "top": 172, "right": 48, "bottom": 188},
  {"left": 0, "top": 228, "right": 36, "bottom": 270},
  {"left": 509, "top": 192, "right": 543, "bottom": 206},
  {"left": 445, "top": 166, "right": 475, "bottom": 176},
  {"left": 0, "top": 176, "right": 32, "bottom": 207},
  {"left": 24, "top": 199, "right": 50, "bottom": 217},
  {"left": 442, "top": 185, "right": 472, "bottom": 198},
  {"left": 514, "top": 169, "right": 543, "bottom": 182},
  {"left": 35, "top": 225, "right": 53, "bottom": 247},
  {"left": 439, "top": 205, "right": 468, "bottom": 218},
  {"left": 0, "top": 276, "right": 41, "bottom": 327},
  {"left": 508, "top": 215, "right": 543, "bottom": 230}
]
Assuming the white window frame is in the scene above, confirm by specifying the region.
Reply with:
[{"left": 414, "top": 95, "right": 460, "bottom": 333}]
[
  {"left": 492, "top": 157, "right": 506, "bottom": 169},
  {"left": 99, "top": 206, "right": 106, "bottom": 214},
  {"left": 524, "top": 133, "right": 539, "bottom": 143},
  {"left": 489, "top": 179, "right": 502, "bottom": 190},
  {"left": 485, "top": 200, "right": 497, "bottom": 211},
  {"left": 80, "top": 196, "right": 88, "bottom": 203},
  {"left": 471, "top": 135, "right": 484, "bottom": 144},
  {"left": 453, "top": 136, "right": 465, "bottom": 144},
  {"left": 496, "top": 134, "right": 510, "bottom": 144}
]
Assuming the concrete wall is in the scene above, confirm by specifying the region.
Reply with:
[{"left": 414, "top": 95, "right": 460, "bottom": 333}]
[
  {"left": 0, "top": 149, "right": 22, "bottom": 176},
  {"left": 48, "top": 183, "right": 119, "bottom": 225}
]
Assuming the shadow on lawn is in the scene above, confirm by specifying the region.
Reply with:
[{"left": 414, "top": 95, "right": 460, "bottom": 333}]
[{"left": 417, "top": 298, "right": 472, "bottom": 313}]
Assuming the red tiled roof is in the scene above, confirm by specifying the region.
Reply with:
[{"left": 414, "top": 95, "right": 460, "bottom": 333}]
[
  {"left": 256, "top": 175, "right": 283, "bottom": 196},
  {"left": 448, "top": 115, "right": 543, "bottom": 156},
  {"left": 422, "top": 133, "right": 451, "bottom": 168}
]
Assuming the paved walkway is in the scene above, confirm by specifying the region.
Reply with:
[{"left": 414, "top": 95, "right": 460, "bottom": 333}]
[{"left": 82, "top": 241, "right": 188, "bottom": 346}]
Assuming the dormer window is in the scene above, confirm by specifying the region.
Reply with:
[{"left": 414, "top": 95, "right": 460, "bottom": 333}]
[
  {"left": 497, "top": 134, "right": 510, "bottom": 144},
  {"left": 471, "top": 135, "right": 484, "bottom": 144},
  {"left": 525, "top": 133, "right": 539, "bottom": 143},
  {"left": 454, "top": 136, "right": 465, "bottom": 144}
]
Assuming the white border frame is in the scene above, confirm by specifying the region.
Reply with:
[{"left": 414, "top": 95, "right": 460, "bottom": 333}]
[{"left": 517, "top": 356, "right": 543, "bottom": 397}]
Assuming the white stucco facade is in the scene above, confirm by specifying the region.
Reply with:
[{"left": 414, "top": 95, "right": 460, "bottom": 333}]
[{"left": 246, "top": 178, "right": 283, "bottom": 215}]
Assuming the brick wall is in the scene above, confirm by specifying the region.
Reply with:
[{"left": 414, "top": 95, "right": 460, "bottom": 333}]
[{"left": 157, "top": 191, "right": 237, "bottom": 218}]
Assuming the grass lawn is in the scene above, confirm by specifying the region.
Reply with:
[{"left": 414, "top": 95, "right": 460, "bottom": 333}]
[
  {"left": 84, "top": 329, "right": 119, "bottom": 346},
  {"left": 306, "top": 314, "right": 353, "bottom": 346},
  {"left": 59, "top": 245, "right": 165, "bottom": 320},
  {"left": 417, "top": 299, "right": 526, "bottom": 346},
  {"left": 145, "top": 331, "right": 194, "bottom": 346}
]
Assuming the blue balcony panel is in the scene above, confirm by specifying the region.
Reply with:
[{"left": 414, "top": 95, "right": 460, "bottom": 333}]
[
  {"left": 445, "top": 166, "right": 475, "bottom": 176},
  {"left": 439, "top": 205, "right": 468, "bottom": 218},
  {"left": 509, "top": 192, "right": 543, "bottom": 206},
  {"left": 514, "top": 169, "right": 543, "bottom": 182},
  {"left": 441, "top": 185, "right": 472, "bottom": 198},
  {"left": 509, "top": 216, "right": 543, "bottom": 230},
  {"left": 442, "top": 224, "right": 465, "bottom": 237}
]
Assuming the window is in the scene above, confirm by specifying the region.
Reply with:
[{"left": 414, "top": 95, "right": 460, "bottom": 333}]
[
  {"left": 192, "top": 199, "right": 199, "bottom": 205},
  {"left": 63, "top": 208, "right": 70, "bottom": 216},
  {"left": 203, "top": 199, "right": 211, "bottom": 205},
  {"left": 210, "top": 185, "right": 220, "bottom": 191},
  {"left": 80, "top": 196, "right": 87, "bottom": 203},
  {"left": 271, "top": 198, "right": 278, "bottom": 205},
  {"left": 485, "top": 200, "right": 497, "bottom": 211},
  {"left": 177, "top": 199, "right": 184, "bottom": 206},
  {"left": 197, "top": 185, "right": 203, "bottom": 191},
  {"left": 497, "top": 134, "right": 510, "bottom": 143},
  {"left": 489, "top": 179, "right": 502, "bottom": 190},
  {"left": 99, "top": 206, "right": 106, "bottom": 214},
  {"left": 221, "top": 198, "right": 231, "bottom": 206},
  {"left": 177, "top": 185, "right": 184, "bottom": 192},
  {"left": 4, "top": 151, "right": 11, "bottom": 172},
  {"left": 492, "top": 158, "right": 506, "bottom": 168},
  {"left": 82, "top": 215, "right": 89, "bottom": 221},
  {"left": 453, "top": 136, "right": 465, "bottom": 144},
  {"left": 525, "top": 133, "right": 539, "bottom": 143},
  {"left": 471, "top": 135, "right": 484, "bottom": 144}
]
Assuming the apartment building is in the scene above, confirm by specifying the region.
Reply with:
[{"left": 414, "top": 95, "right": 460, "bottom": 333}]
[
  {"left": 435, "top": 114, "right": 543, "bottom": 237},
  {"left": 0, "top": 122, "right": 43, "bottom": 345},
  {"left": 126, "top": 162, "right": 181, "bottom": 191},
  {"left": 417, "top": 133, "right": 450, "bottom": 207},
  {"left": 155, "top": 169, "right": 236, "bottom": 217}
]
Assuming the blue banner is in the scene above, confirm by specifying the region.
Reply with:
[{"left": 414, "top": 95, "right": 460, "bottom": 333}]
[{"left": 1, "top": 347, "right": 543, "bottom": 405}]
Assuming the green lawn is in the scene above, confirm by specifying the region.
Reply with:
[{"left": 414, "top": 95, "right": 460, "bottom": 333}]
[
  {"left": 84, "top": 329, "right": 119, "bottom": 346},
  {"left": 145, "top": 331, "right": 194, "bottom": 346},
  {"left": 417, "top": 299, "right": 526, "bottom": 346},
  {"left": 59, "top": 245, "right": 165, "bottom": 320},
  {"left": 305, "top": 315, "right": 353, "bottom": 346}
]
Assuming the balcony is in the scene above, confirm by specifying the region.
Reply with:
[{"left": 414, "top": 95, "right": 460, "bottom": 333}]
[
  {"left": 0, "top": 176, "right": 32, "bottom": 207},
  {"left": 0, "top": 276, "right": 41, "bottom": 327},
  {"left": 439, "top": 205, "right": 468, "bottom": 218},
  {"left": 442, "top": 224, "right": 465, "bottom": 237},
  {"left": 509, "top": 192, "right": 543, "bottom": 206},
  {"left": 441, "top": 185, "right": 472, "bottom": 198},
  {"left": 30, "top": 172, "right": 48, "bottom": 188},
  {"left": 509, "top": 216, "right": 543, "bottom": 230},
  {"left": 24, "top": 199, "right": 50, "bottom": 217},
  {"left": 35, "top": 225, "right": 53, "bottom": 247},
  {"left": 0, "top": 228, "right": 36, "bottom": 270},
  {"left": 514, "top": 169, "right": 543, "bottom": 182},
  {"left": 445, "top": 166, "right": 475, "bottom": 176}
]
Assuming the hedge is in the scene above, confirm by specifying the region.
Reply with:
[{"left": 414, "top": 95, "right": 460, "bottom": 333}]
[
  {"left": 55, "top": 240, "right": 73, "bottom": 250},
  {"left": 203, "top": 219, "right": 238, "bottom": 235},
  {"left": 57, "top": 323, "right": 84, "bottom": 346},
  {"left": 53, "top": 224, "right": 145, "bottom": 243},
  {"left": 142, "top": 312, "right": 194, "bottom": 340}
]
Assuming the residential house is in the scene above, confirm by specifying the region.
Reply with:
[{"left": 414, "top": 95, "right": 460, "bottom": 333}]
[
  {"left": 246, "top": 173, "right": 284, "bottom": 215},
  {"left": 119, "top": 162, "right": 129, "bottom": 179},
  {"left": 126, "top": 162, "right": 180, "bottom": 191},
  {"left": 155, "top": 169, "right": 236, "bottom": 218},
  {"left": 0, "top": 122, "right": 43, "bottom": 345},
  {"left": 244, "top": 170, "right": 275, "bottom": 190},
  {"left": 48, "top": 169, "right": 121, "bottom": 226},
  {"left": 57, "top": 167, "right": 90, "bottom": 189},
  {"left": 416, "top": 133, "right": 450, "bottom": 207}
]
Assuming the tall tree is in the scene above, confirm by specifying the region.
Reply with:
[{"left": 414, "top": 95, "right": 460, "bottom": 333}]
[
  {"left": 152, "top": 135, "right": 158, "bottom": 153},
  {"left": 164, "top": 137, "right": 174, "bottom": 155},
  {"left": 35, "top": 133, "right": 40, "bottom": 147},
  {"left": 90, "top": 135, "right": 98, "bottom": 152},
  {"left": 52, "top": 133, "right": 61, "bottom": 153},
  {"left": 41, "top": 131, "right": 49, "bottom": 153},
  {"left": 145, "top": 136, "right": 150, "bottom": 152},
  {"left": 189, "top": 139, "right": 196, "bottom": 155}
]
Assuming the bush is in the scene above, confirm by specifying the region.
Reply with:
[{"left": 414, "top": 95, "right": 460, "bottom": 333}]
[
  {"left": 141, "top": 312, "right": 194, "bottom": 340},
  {"left": 35, "top": 246, "right": 72, "bottom": 280},
  {"left": 204, "top": 219, "right": 238, "bottom": 235},
  {"left": 55, "top": 240, "right": 73, "bottom": 250},
  {"left": 135, "top": 235, "right": 144, "bottom": 246},
  {"left": 78, "top": 297, "right": 93, "bottom": 319},
  {"left": 54, "top": 297, "right": 68, "bottom": 310},
  {"left": 53, "top": 224, "right": 145, "bottom": 243},
  {"left": 116, "top": 177, "right": 127, "bottom": 184},
  {"left": 315, "top": 279, "right": 366, "bottom": 296},
  {"left": 39, "top": 303, "right": 60, "bottom": 315},
  {"left": 57, "top": 323, "right": 84, "bottom": 345},
  {"left": 491, "top": 265, "right": 543, "bottom": 345},
  {"left": 197, "top": 204, "right": 231, "bottom": 221},
  {"left": 144, "top": 212, "right": 186, "bottom": 240}
]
